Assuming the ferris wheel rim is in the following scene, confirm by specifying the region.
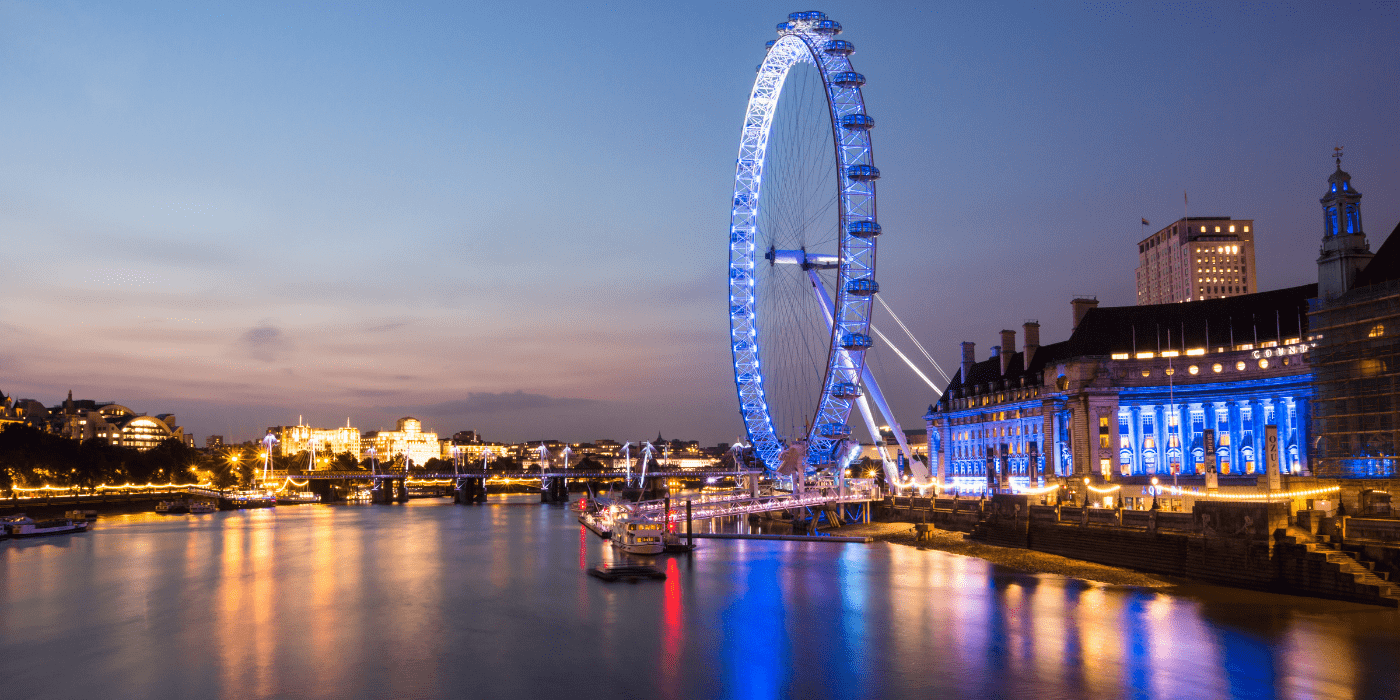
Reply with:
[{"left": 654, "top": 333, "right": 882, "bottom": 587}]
[{"left": 728, "top": 14, "right": 879, "bottom": 472}]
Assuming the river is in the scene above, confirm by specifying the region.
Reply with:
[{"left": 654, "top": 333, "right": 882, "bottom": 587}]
[{"left": 2, "top": 496, "right": 1398, "bottom": 699}]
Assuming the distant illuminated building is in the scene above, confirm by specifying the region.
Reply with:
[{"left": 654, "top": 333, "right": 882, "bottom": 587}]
[
  {"left": 1136, "top": 217, "right": 1257, "bottom": 304},
  {"left": 49, "top": 392, "right": 191, "bottom": 451},
  {"left": 362, "top": 417, "right": 439, "bottom": 467},
  {"left": 268, "top": 418, "right": 362, "bottom": 465}
]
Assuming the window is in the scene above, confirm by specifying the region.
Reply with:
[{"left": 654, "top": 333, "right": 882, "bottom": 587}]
[
  {"left": 1229, "top": 225, "right": 1236, "bottom": 232},
  {"left": 1099, "top": 417, "right": 1110, "bottom": 448}
]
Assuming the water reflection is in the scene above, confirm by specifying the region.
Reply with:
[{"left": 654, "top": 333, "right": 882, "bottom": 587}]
[{"left": 1, "top": 498, "right": 1398, "bottom": 699}]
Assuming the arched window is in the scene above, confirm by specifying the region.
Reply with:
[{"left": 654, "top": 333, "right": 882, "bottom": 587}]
[{"left": 1345, "top": 204, "right": 1360, "bottom": 234}]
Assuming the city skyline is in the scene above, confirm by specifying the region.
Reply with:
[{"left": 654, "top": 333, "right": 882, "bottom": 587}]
[{"left": 2, "top": 2, "right": 1397, "bottom": 444}]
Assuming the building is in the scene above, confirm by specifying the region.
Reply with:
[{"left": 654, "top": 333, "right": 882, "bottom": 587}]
[
  {"left": 1308, "top": 161, "right": 1397, "bottom": 478},
  {"left": 205, "top": 435, "right": 225, "bottom": 449},
  {"left": 927, "top": 288, "right": 1315, "bottom": 505},
  {"left": 268, "top": 418, "right": 362, "bottom": 465},
  {"left": 362, "top": 417, "right": 439, "bottom": 467},
  {"left": 1136, "top": 217, "right": 1257, "bottom": 304},
  {"left": 49, "top": 392, "right": 192, "bottom": 451}
]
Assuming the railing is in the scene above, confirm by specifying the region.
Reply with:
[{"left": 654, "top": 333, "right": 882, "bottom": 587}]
[
  {"left": 1345, "top": 517, "right": 1400, "bottom": 543},
  {"left": 630, "top": 487, "right": 876, "bottom": 523}
]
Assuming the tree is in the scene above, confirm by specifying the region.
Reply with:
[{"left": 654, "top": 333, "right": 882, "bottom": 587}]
[{"left": 332, "top": 452, "right": 362, "bottom": 471}]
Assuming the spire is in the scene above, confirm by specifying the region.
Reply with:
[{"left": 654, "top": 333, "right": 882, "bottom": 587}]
[{"left": 1317, "top": 148, "right": 1373, "bottom": 300}]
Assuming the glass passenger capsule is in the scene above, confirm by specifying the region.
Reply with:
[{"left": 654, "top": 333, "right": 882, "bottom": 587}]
[
  {"left": 818, "top": 423, "right": 852, "bottom": 438},
  {"left": 812, "top": 20, "right": 842, "bottom": 35},
  {"left": 847, "top": 220, "right": 882, "bottom": 238},
  {"left": 776, "top": 21, "right": 795, "bottom": 32},
  {"left": 831, "top": 71, "right": 865, "bottom": 88},
  {"left": 765, "top": 39, "right": 776, "bottom": 50},
  {"left": 830, "top": 382, "right": 862, "bottom": 399},
  {"left": 841, "top": 114, "right": 875, "bottom": 130},
  {"left": 790, "top": 11, "right": 827, "bottom": 21},
  {"left": 824, "top": 40, "right": 854, "bottom": 55},
  {"left": 840, "top": 333, "right": 873, "bottom": 350},
  {"left": 846, "top": 164, "right": 881, "bottom": 181},
  {"left": 846, "top": 278, "right": 879, "bottom": 296}
]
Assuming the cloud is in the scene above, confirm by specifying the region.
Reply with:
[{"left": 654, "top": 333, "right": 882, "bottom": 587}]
[
  {"left": 240, "top": 323, "right": 290, "bottom": 362},
  {"left": 410, "top": 391, "right": 602, "bottom": 415}
]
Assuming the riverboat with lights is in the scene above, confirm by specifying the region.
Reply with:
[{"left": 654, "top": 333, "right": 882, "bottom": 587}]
[
  {"left": 578, "top": 503, "right": 613, "bottom": 539},
  {"left": 189, "top": 501, "right": 218, "bottom": 514},
  {"left": 275, "top": 491, "right": 320, "bottom": 505},
  {"left": 4, "top": 516, "right": 89, "bottom": 538},
  {"left": 610, "top": 511, "right": 664, "bottom": 555},
  {"left": 155, "top": 500, "right": 190, "bottom": 514}
]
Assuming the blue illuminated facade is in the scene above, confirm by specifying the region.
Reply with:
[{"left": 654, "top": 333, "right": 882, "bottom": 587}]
[{"left": 928, "top": 287, "right": 1318, "bottom": 491}]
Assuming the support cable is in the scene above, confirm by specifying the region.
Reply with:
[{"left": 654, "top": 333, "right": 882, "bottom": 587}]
[
  {"left": 874, "top": 293, "right": 951, "bottom": 383},
  {"left": 869, "top": 325, "right": 942, "bottom": 395}
]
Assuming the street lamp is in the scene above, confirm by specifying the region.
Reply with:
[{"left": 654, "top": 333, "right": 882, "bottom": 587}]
[{"left": 1151, "top": 477, "right": 1161, "bottom": 511}]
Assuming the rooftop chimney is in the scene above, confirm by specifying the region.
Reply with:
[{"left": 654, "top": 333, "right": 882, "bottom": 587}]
[
  {"left": 1071, "top": 297, "right": 1099, "bottom": 331},
  {"left": 999, "top": 329, "right": 1016, "bottom": 375},
  {"left": 960, "top": 342, "right": 975, "bottom": 384},
  {"left": 1022, "top": 321, "right": 1040, "bottom": 366}
]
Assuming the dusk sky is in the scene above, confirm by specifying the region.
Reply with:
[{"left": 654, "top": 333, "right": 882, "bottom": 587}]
[{"left": 2, "top": 1, "right": 1397, "bottom": 445}]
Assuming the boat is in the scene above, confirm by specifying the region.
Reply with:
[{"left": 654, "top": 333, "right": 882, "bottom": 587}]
[
  {"left": 579, "top": 509, "right": 613, "bottom": 539},
  {"left": 64, "top": 510, "right": 98, "bottom": 522},
  {"left": 5, "top": 516, "right": 89, "bottom": 538},
  {"left": 275, "top": 491, "right": 320, "bottom": 505},
  {"left": 610, "top": 509, "right": 665, "bottom": 555},
  {"left": 587, "top": 564, "right": 665, "bottom": 582},
  {"left": 155, "top": 500, "right": 190, "bottom": 514},
  {"left": 189, "top": 501, "right": 218, "bottom": 514}
]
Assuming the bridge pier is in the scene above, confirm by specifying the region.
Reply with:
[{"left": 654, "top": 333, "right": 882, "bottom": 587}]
[
  {"left": 372, "top": 478, "right": 409, "bottom": 504},
  {"left": 308, "top": 479, "right": 342, "bottom": 504},
  {"left": 455, "top": 477, "right": 487, "bottom": 504},
  {"left": 540, "top": 476, "right": 569, "bottom": 504}
]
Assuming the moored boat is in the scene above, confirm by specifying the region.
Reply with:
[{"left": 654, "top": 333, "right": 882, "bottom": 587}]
[
  {"left": 5, "top": 517, "right": 89, "bottom": 538},
  {"left": 64, "top": 510, "right": 98, "bottom": 522},
  {"left": 610, "top": 510, "right": 664, "bottom": 555},
  {"left": 155, "top": 500, "right": 190, "bottom": 515},
  {"left": 188, "top": 501, "right": 218, "bottom": 514}
]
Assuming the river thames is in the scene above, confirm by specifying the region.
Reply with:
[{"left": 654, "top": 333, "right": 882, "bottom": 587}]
[{"left": 3, "top": 496, "right": 1399, "bottom": 699}]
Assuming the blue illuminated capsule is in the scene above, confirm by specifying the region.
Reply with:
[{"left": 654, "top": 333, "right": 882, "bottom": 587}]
[
  {"left": 765, "top": 39, "right": 776, "bottom": 50},
  {"left": 730, "top": 305, "right": 750, "bottom": 318},
  {"left": 776, "top": 21, "right": 794, "bottom": 32},
  {"left": 818, "top": 423, "right": 852, "bottom": 438},
  {"left": 790, "top": 10, "right": 827, "bottom": 21},
  {"left": 831, "top": 382, "right": 862, "bottom": 399},
  {"left": 733, "top": 341, "right": 752, "bottom": 353},
  {"left": 812, "top": 20, "right": 842, "bottom": 35},
  {"left": 847, "top": 220, "right": 882, "bottom": 237},
  {"left": 846, "top": 164, "right": 881, "bottom": 181},
  {"left": 846, "top": 278, "right": 879, "bottom": 296},
  {"left": 824, "top": 40, "right": 854, "bottom": 55},
  {"left": 840, "top": 333, "right": 873, "bottom": 350},
  {"left": 841, "top": 114, "right": 875, "bottom": 130},
  {"left": 831, "top": 71, "right": 865, "bottom": 88}
]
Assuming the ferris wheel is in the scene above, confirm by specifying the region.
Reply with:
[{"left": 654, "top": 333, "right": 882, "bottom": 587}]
[{"left": 728, "top": 11, "right": 890, "bottom": 473}]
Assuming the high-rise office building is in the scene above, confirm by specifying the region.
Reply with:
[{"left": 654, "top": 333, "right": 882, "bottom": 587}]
[{"left": 1135, "top": 217, "right": 1257, "bottom": 304}]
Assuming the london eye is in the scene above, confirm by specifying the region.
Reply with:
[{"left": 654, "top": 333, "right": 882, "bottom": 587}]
[{"left": 728, "top": 11, "right": 883, "bottom": 473}]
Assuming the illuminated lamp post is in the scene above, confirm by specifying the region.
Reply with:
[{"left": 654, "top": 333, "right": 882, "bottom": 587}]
[
  {"left": 1082, "top": 476, "right": 1090, "bottom": 508},
  {"left": 1150, "top": 476, "right": 1160, "bottom": 511}
]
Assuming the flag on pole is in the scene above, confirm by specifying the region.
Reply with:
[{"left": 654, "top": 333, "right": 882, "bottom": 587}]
[
  {"left": 1184, "top": 191, "right": 1188, "bottom": 206},
  {"left": 1142, "top": 218, "right": 1150, "bottom": 226}
]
